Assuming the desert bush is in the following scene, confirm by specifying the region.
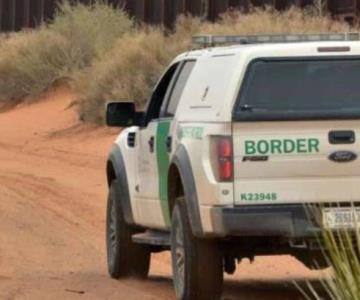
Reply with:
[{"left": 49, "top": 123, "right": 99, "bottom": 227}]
[
  {"left": 50, "top": 1, "right": 134, "bottom": 63},
  {"left": 75, "top": 15, "right": 205, "bottom": 123},
  {"left": 200, "top": 7, "right": 350, "bottom": 34},
  {"left": 0, "top": 29, "right": 72, "bottom": 102},
  {"left": 76, "top": 28, "right": 185, "bottom": 123},
  {"left": 0, "top": 1, "right": 133, "bottom": 103},
  {"left": 75, "top": 7, "right": 352, "bottom": 123},
  {"left": 0, "top": 1, "right": 354, "bottom": 119}
]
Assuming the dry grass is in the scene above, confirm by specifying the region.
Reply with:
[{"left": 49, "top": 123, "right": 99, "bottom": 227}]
[
  {"left": 297, "top": 227, "right": 360, "bottom": 300},
  {"left": 200, "top": 7, "right": 350, "bottom": 34},
  {"left": 0, "top": 29, "right": 71, "bottom": 102},
  {"left": 50, "top": 1, "right": 134, "bottom": 62},
  {"left": 0, "top": 2, "right": 354, "bottom": 121},
  {"left": 76, "top": 7, "right": 352, "bottom": 123},
  {"left": 0, "top": 1, "right": 133, "bottom": 103},
  {"left": 76, "top": 29, "right": 175, "bottom": 123}
]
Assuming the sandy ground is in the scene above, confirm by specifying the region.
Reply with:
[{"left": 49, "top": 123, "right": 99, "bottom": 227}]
[{"left": 0, "top": 88, "right": 326, "bottom": 300}]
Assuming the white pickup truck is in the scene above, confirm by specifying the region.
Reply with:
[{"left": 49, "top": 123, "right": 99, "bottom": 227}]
[{"left": 105, "top": 33, "right": 360, "bottom": 300}]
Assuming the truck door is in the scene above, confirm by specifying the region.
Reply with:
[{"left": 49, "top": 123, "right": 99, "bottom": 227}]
[
  {"left": 136, "top": 60, "right": 196, "bottom": 229},
  {"left": 136, "top": 63, "right": 181, "bottom": 228}
]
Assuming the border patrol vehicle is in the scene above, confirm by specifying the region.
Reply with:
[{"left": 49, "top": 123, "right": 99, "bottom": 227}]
[{"left": 105, "top": 33, "right": 360, "bottom": 300}]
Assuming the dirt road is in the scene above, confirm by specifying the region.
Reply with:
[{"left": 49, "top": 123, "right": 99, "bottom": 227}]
[{"left": 0, "top": 88, "right": 324, "bottom": 300}]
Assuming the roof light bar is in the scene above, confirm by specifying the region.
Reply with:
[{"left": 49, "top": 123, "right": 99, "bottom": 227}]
[{"left": 192, "top": 33, "right": 360, "bottom": 47}]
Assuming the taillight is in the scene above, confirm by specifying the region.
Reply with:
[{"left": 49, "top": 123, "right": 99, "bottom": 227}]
[{"left": 216, "top": 136, "right": 233, "bottom": 182}]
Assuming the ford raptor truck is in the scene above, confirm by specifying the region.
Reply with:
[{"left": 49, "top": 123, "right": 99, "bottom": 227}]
[{"left": 105, "top": 33, "right": 360, "bottom": 300}]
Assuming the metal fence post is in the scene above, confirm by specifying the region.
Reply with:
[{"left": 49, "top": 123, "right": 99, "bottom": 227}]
[
  {"left": 9, "top": 0, "right": 16, "bottom": 31},
  {"left": 23, "top": 0, "right": 30, "bottom": 28},
  {"left": 0, "top": 0, "right": 2, "bottom": 32}
]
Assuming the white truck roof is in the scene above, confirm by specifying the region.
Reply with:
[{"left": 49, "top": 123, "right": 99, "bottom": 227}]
[
  {"left": 174, "top": 33, "right": 360, "bottom": 123},
  {"left": 176, "top": 32, "right": 360, "bottom": 59}
]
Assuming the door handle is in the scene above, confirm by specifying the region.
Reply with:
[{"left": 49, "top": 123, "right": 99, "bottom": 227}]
[
  {"left": 329, "top": 130, "right": 355, "bottom": 144},
  {"left": 166, "top": 136, "right": 172, "bottom": 152},
  {"left": 148, "top": 136, "right": 155, "bottom": 153}
]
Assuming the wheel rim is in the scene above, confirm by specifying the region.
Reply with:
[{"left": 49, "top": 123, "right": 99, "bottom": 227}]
[
  {"left": 174, "top": 217, "right": 185, "bottom": 295},
  {"left": 108, "top": 198, "right": 117, "bottom": 266}
]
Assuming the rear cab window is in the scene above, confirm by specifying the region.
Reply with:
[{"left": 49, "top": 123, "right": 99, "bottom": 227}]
[{"left": 233, "top": 57, "right": 360, "bottom": 121}]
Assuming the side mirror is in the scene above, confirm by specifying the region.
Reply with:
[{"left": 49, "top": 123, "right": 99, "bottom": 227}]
[{"left": 106, "top": 102, "right": 144, "bottom": 127}]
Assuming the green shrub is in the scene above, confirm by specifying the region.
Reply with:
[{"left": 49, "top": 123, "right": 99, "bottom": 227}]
[
  {"left": 298, "top": 226, "right": 360, "bottom": 300},
  {"left": 295, "top": 204, "right": 360, "bottom": 299}
]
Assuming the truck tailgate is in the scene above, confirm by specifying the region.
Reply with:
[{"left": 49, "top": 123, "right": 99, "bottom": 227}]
[{"left": 233, "top": 120, "right": 360, "bottom": 205}]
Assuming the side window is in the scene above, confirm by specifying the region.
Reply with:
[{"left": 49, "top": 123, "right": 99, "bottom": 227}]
[
  {"left": 164, "top": 61, "right": 196, "bottom": 117},
  {"left": 145, "top": 63, "right": 180, "bottom": 124}
]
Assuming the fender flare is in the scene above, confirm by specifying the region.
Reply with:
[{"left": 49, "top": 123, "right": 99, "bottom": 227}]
[
  {"left": 107, "top": 145, "right": 135, "bottom": 225},
  {"left": 171, "top": 145, "right": 203, "bottom": 236}
]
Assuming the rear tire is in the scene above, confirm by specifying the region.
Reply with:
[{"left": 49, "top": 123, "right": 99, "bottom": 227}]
[
  {"left": 106, "top": 180, "right": 150, "bottom": 279},
  {"left": 171, "top": 198, "right": 223, "bottom": 300}
]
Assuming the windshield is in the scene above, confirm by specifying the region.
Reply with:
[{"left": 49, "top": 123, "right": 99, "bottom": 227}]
[{"left": 234, "top": 58, "right": 360, "bottom": 121}]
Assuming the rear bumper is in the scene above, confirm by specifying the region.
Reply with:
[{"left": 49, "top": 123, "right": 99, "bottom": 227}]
[{"left": 210, "top": 204, "right": 320, "bottom": 238}]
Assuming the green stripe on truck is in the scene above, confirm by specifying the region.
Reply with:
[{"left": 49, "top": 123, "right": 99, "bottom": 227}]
[{"left": 156, "top": 120, "right": 171, "bottom": 227}]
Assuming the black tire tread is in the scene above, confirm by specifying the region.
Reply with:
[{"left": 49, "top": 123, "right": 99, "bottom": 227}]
[
  {"left": 171, "top": 197, "right": 223, "bottom": 300},
  {"left": 106, "top": 180, "right": 150, "bottom": 279}
]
